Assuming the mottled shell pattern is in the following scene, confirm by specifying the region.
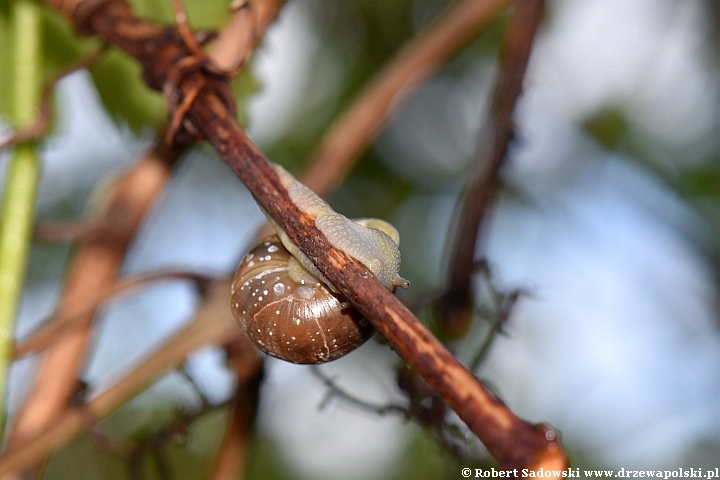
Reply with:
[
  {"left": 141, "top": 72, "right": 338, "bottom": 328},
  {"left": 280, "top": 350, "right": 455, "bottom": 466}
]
[{"left": 231, "top": 236, "right": 373, "bottom": 364}]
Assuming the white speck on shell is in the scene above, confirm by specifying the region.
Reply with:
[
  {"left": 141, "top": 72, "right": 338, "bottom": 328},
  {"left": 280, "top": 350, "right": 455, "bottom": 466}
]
[{"left": 296, "top": 285, "right": 315, "bottom": 299}]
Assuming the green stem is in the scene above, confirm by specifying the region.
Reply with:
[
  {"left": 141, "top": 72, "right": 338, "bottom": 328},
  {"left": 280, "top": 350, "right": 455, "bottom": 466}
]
[{"left": 0, "top": 0, "right": 42, "bottom": 438}]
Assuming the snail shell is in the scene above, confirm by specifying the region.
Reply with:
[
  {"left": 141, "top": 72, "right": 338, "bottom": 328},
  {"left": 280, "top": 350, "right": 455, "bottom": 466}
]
[{"left": 231, "top": 235, "right": 374, "bottom": 364}]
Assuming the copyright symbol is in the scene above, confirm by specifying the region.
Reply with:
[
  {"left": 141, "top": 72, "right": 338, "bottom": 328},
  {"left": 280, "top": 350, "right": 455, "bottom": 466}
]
[{"left": 462, "top": 468, "right": 472, "bottom": 478}]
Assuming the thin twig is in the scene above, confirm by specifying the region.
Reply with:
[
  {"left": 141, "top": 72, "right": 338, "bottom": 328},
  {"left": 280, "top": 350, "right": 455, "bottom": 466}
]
[
  {"left": 4, "top": 134, "right": 182, "bottom": 469},
  {"left": 0, "top": 47, "right": 106, "bottom": 154},
  {"left": 468, "top": 289, "right": 522, "bottom": 373},
  {"left": 302, "top": 0, "right": 510, "bottom": 197},
  {"left": 441, "top": 0, "right": 545, "bottom": 337},
  {"left": 34, "top": 215, "right": 120, "bottom": 243},
  {"left": 310, "top": 365, "right": 409, "bottom": 418},
  {"left": 0, "top": 280, "right": 241, "bottom": 474},
  {"left": 14, "top": 269, "right": 213, "bottom": 358}
]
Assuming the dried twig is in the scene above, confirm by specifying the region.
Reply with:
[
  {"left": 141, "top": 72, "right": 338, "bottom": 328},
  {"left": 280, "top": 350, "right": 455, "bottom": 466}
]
[
  {"left": 441, "top": 0, "right": 544, "bottom": 337},
  {"left": 0, "top": 47, "right": 106, "bottom": 154},
  {"left": 0, "top": 280, "right": 240, "bottom": 474},
  {"left": 5, "top": 137, "right": 182, "bottom": 466},
  {"left": 302, "top": 0, "right": 510, "bottom": 197},
  {"left": 13, "top": 270, "right": 214, "bottom": 358},
  {"left": 311, "top": 365, "right": 409, "bottom": 418}
]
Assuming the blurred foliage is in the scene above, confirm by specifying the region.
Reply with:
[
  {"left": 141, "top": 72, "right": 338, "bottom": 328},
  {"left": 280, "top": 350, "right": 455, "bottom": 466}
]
[
  {"left": 89, "top": 46, "right": 168, "bottom": 131},
  {"left": 389, "top": 430, "right": 446, "bottom": 480},
  {"left": 582, "top": 108, "right": 628, "bottom": 150},
  {"left": 129, "top": 0, "right": 230, "bottom": 29},
  {"left": 245, "top": 436, "right": 295, "bottom": 480},
  {"left": 44, "top": 406, "right": 226, "bottom": 479},
  {"left": 0, "top": 1, "right": 98, "bottom": 124},
  {"left": 45, "top": 435, "right": 129, "bottom": 479},
  {"left": 0, "top": 0, "right": 10, "bottom": 119},
  {"left": 40, "top": 7, "right": 99, "bottom": 74}
]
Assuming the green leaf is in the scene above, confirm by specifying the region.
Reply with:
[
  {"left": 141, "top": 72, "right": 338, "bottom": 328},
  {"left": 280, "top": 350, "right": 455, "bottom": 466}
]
[
  {"left": 128, "top": 0, "right": 232, "bottom": 30},
  {"left": 678, "top": 163, "right": 720, "bottom": 198},
  {"left": 41, "top": 6, "right": 100, "bottom": 75},
  {"left": 582, "top": 108, "right": 628, "bottom": 149},
  {"left": 89, "top": 46, "right": 166, "bottom": 131},
  {"left": 231, "top": 65, "right": 261, "bottom": 128}
]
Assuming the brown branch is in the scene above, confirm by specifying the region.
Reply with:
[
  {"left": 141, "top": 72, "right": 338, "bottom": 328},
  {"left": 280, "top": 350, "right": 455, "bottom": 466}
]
[
  {"left": 206, "top": 335, "right": 264, "bottom": 480},
  {"left": 3, "top": 2, "right": 282, "bottom": 475},
  {"left": 4, "top": 138, "right": 181, "bottom": 468},
  {"left": 302, "top": 0, "right": 510, "bottom": 197},
  {"left": 216, "top": 0, "right": 284, "bottom": 71},
  {"left": 0, "top": 280, "right": 242, "bottom": 475},
  {"left": 13, "top": 270, "right": 213, "bottom": 358},
  {"left": 27, "top": 0, "right": 567, "bottom": 470},
  {"left": 199, "top": 110, "right": 564, "bottom": 469},
  {"left": 33, "top": 215, "right": 121, "bottom": 243},
  {"left": 441, "top": 0, "right": 544, "bottom": 338}
]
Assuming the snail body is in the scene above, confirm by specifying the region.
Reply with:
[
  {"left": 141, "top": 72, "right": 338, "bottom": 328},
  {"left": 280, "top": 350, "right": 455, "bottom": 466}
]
[
  {"left": 267, "top": 165, "right": 410, "bottom": 291},
  {"left": 231, "top": 164, "right": 409, "bottom": 364}
]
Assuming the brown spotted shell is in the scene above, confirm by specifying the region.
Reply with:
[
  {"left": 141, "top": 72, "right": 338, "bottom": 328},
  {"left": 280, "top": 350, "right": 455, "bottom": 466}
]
[{"left": 230, "top": 235, "right": 374, "bottom": 364}]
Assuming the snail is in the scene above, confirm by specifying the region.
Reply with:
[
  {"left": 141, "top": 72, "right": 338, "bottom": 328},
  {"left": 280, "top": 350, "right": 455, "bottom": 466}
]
[{"left": 230, "top": 165, "right": 409, "bottom": 364}]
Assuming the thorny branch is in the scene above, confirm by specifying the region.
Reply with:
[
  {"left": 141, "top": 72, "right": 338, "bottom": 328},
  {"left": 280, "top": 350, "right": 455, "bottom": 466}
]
[{"left": 21, "top": 0, "right": 570, "bottom": 470}]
